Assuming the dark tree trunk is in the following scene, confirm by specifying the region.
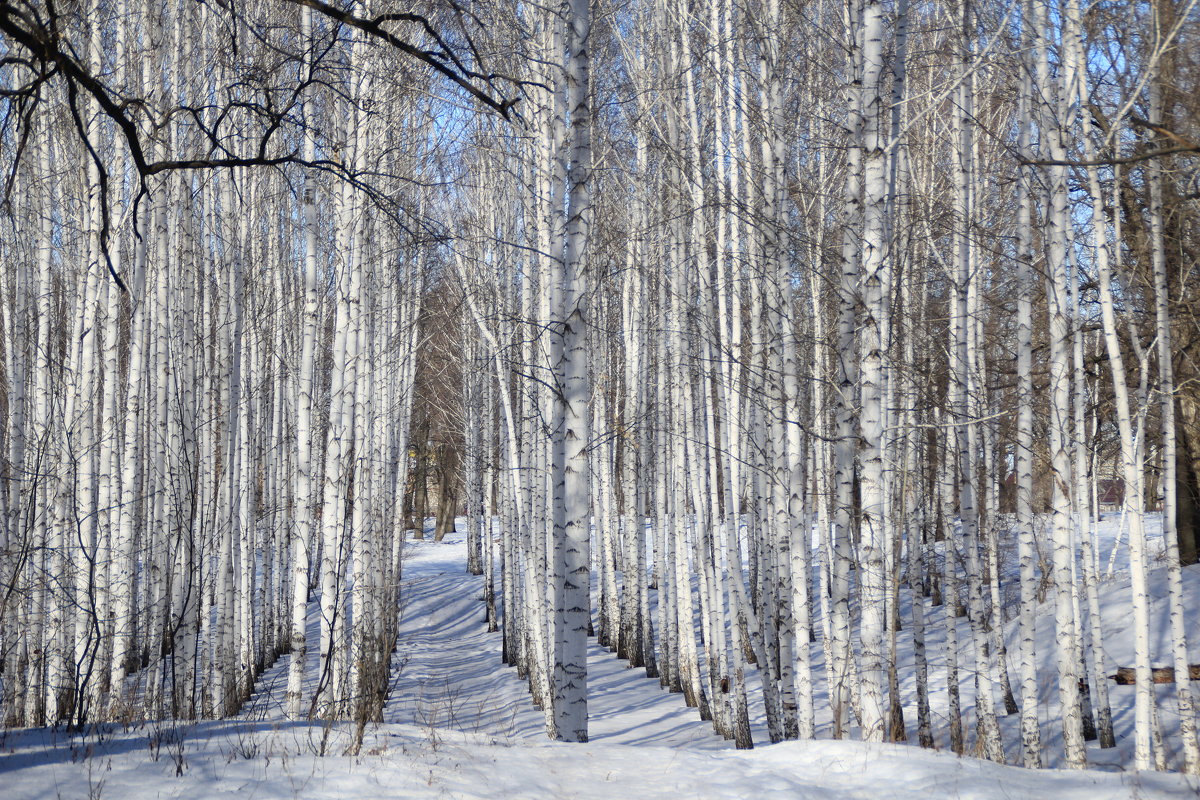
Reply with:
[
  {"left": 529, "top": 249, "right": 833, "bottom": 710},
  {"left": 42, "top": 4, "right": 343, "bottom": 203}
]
[
  {"left": 434, "top": 443, "right": 461, "bottom": 542},
  {"left": 1176, "top": 395, "right": 1200, "bottom": 565}
]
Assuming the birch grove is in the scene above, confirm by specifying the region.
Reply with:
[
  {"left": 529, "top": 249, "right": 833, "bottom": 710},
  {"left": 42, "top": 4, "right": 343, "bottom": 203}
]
[{"left": 2, "top": 0, "right": 1200, "bottom": 776}]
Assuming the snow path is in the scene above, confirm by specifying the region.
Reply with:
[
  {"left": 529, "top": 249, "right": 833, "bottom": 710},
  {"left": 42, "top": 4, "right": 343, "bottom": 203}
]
[
  {"left": 236, "top": 524, "right": 727, "bottom": 750},
  {"left": 380, "top": 529, "right": 728, "bottom": 749},
  {"left": 238, "top": 591, "right": 323, "bottom": 721}
]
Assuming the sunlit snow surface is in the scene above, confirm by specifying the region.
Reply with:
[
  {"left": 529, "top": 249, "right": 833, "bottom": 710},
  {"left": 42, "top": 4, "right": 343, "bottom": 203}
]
[
  {"left": 3, "top": 517, "right": 1198, "bottom": 799},
  {"left": 4, "top": 724, "right": 1195, "bottom": 799}
]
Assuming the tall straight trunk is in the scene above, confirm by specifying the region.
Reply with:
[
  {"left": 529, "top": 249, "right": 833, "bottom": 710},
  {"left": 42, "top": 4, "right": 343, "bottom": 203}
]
[
  {"left": 618, "top": 128, "right": 647, "bottom": 667},
  {"left": 1148, "top": 73, "right": 1200, "bottom": 774},
  {"left": 1015, "top": 41, "right": 1042, "bottom": 768},
  {"left": 317, "top": 91, "right": 364, "bottom": 716},
  {"left": 855, "top": 0, "right": 888, "bottom": 743},
  {"left": 939, "top": 438, "right": 964, "bottom": 756},
  {"left": 952, "top": 7, "right": 1003, "bottom": 762},
  {"left": 1035, "top": 0, "right": 1086, "bottom": 764},
  {"left": 216, "top": 173, "right": 246, "bottom": 717},
  {"left": 1067, "top": 194, "right": 1113, "bottom": 747},
  {"left": 111, "top": 180, "right": 150, "bottom": 703},
  {"left": 831, "top": 0, "right": 863, "bottom": 739},
  {"left": 27, "top": 119, "right": 57, "bottom": 725},
  {"left": 67, "top": 9, "right": 108, "bottom": 725},
  {"left": 550, "top": 0, "right": 593, "bottom": 742},
  {"left": 287, "top": 4, "right": 322, "bottom": 719}
]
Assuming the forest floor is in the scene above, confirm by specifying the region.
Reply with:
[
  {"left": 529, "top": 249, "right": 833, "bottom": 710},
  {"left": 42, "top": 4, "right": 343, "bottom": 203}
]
[{"left": 3, "top": 522, "right": 1199, "bottom": 799}]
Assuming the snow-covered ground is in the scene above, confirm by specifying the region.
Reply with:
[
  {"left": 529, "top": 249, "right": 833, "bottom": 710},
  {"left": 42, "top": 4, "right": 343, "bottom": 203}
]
[
  {"left": 5, "top": 721, "right": 1195, "bottom": 799},
  {"left": 3, "top": 522, "right": 1198, "bottom": 799}
]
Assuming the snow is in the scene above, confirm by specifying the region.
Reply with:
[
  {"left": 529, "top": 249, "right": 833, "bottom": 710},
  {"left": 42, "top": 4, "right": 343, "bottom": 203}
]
[
  {"left": 6, "top": 722, "right": 1194, "bottom": 799},
  {"left": 3, "top": 521, "right": 1198, "bottom": 799}
]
